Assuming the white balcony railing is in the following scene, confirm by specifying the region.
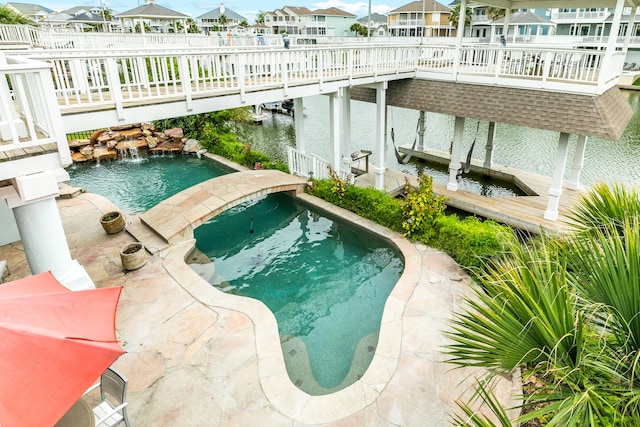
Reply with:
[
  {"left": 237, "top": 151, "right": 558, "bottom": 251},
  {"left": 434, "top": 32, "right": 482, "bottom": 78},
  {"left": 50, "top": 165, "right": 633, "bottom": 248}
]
[
  {"left": 0, "top": 53, "right": 70, "bottom": 181},
  {"left": 551, "top": 10, "right": 610, "bottom": 21},
  {"left": 287, "top": 146, "right": 354, "bottom": 182}
]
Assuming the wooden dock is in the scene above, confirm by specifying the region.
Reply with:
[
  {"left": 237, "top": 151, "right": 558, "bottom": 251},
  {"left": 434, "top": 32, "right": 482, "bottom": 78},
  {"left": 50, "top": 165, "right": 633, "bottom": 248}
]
[{"left": 354, "top": 147, "right": 586, "bottom": 235}]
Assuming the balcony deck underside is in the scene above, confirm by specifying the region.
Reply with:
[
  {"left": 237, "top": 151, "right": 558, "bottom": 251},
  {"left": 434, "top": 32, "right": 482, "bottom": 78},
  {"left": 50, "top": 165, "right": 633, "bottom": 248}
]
[{"left": 351, "top": 80, "right": 632, "bottom": 140}]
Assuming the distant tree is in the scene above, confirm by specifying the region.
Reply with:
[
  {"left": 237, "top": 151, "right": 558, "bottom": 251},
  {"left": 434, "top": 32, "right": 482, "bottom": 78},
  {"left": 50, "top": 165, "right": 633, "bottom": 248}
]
[
  {"left": 487, "top": 7, "right": 506, "bottom": 20},
  {"left": 449, "top": 4, "right": 472, "bottom": 30},
  {"left": 0, "top": 5, "right": 33, "bottom": 25},
  {"left": 186, "top": 18, "right": 199, "bottom": 33},
  {"left": 350, "top": 22, "right": 368, "bottom": 37},
  {"left": 134, "top": 21, "right": 151, "bottom": 33},
  {"left": 239, "top": 20, "right": 249, "bottom": 29},
  {"left": 98, "top": 8, "right": 113, "bottom": 21},
  {"left": 255, "top": 11, "right": 265, "bottom": 24},
  {"left": 218, "top": 14, "right": 228, "bottom": 32}
]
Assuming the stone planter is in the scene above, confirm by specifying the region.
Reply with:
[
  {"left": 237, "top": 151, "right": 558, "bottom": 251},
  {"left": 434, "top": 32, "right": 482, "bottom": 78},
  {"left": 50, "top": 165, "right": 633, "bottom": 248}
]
[
  {"left": 120, "top": 243, "right": 146, "bottom": 271},
  {"left": 100, "top": 211, "right": 125, "bottom": 234}
]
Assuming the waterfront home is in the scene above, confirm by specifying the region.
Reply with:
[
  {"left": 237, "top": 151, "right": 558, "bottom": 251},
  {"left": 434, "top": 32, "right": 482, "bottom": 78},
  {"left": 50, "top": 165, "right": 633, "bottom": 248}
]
[{"left": 388, "top": 0, "right": 454, "bottom": 37}]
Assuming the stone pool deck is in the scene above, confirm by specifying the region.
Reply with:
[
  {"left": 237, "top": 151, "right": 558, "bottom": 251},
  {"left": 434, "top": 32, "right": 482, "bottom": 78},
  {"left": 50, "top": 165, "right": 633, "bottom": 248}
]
[{"left": 0, "top": 190, "right": 517, "bottom": 426}]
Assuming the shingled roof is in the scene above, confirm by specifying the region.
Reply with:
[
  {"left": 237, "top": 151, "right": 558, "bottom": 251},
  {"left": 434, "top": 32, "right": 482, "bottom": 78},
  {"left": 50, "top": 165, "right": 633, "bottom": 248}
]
[
  {"left": 351, "top": 80, "right": 632, "bottom": 140},
  {"left": 307, "top": 7, "right": 356, "bottom": 17},
  {"left": 389, "top": 1, "right": 450, "bottom": 14},
  {"left": 116, "top": 1, "right": 187, "bottom": 19}
]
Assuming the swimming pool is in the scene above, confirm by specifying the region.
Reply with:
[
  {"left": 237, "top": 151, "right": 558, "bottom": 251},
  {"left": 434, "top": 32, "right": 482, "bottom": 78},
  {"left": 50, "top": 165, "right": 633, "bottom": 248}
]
[
  {"left": 190, "top": 192, "right": 404, "bottom": 395},
  {"left": 67, "top": 155, "right": 231, "bottom": 214}
]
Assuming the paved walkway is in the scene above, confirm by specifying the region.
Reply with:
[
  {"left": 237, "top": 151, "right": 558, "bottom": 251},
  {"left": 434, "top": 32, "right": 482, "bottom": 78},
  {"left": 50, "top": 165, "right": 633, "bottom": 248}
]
[
  {"left": 0, "top": 190, "right": 517, "bottom": 426},
  {"left": 140, "top": 170, "right": 307, "bottom": 244}
]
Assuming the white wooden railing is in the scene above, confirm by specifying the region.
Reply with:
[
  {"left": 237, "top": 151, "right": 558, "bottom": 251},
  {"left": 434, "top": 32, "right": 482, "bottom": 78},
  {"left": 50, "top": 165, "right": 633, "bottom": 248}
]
[
  {"left": 0, "top": 53, "right": 70, "bottom": 181},
  {"left": 5, "top": 42, "right": 618, "bottom": 122},
  {"left": 287, "top": 146, "right": 354, "bottom": 182}
]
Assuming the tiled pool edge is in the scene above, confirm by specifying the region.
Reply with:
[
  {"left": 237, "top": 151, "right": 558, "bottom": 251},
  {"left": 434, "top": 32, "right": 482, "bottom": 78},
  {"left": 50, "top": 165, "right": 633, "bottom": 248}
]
[{"left": 162, "top": 194, "right": 420, "bottom": 424}]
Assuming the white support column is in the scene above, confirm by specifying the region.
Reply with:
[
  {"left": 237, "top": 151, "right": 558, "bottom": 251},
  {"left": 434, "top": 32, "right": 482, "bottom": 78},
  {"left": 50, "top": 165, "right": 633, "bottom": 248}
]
[
  {"left": 341, "top": 86, "right": 352, "bottom": 172},
  {"left": 12, "top": 197, "right": 94, "bottom": 290},
  {"left": 452, "top": 0, "right": 467, "bottom": 78},
  {"left": 448, "top": 116, "right": 466, "bottom": 191},
  {"left": 600, "top": 0, "right": 624, "bottom": 86},
  {"left": 568, "top": 135, "right": 588, "bottom": 191},
  {"left": 483, "top": 121, "right": 496, "bottom": 170},
  {"left": 503, "top": 9, "right": 511, "bottom": 39},
  {"left": 417, "top": 110, "right": 426, "bottom": 152},
  {"left": 544, "top": 132, "right": 571, "bottom": 221},
  {"left": 623, "top": 7, "right": 638, "bottom": 52},
  {"left": 374, "top": 82, "right": 387, "bottom": 190},
  {"left": 329, "top": 92, "right": 341, "bottom": 171},
  {"left": 294, "top": 97, "right": 305, "bottom": 153}
]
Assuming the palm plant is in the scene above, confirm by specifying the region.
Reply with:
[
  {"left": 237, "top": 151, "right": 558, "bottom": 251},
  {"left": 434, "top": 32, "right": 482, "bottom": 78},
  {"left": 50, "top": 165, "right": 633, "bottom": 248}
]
[
  {"left": 446, "top": 182, "right": 640, "bottom": 426},
  {"left": 0, "top": 6, "right": 33, "bottom": 25}
]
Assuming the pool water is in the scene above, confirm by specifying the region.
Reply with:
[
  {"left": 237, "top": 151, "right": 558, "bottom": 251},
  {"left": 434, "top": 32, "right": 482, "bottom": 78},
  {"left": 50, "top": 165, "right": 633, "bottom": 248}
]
[
  {"left": 67, "top": 155, "right": 231, "bottom": 214},
  {"left": 191, "top": 193, "right": 404, "bottom": 395}
]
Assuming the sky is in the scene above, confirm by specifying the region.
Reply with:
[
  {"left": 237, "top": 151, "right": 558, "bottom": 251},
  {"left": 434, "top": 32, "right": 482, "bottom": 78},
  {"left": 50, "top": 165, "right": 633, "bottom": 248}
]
[{"left": 41, "top": 0, "right": 419, "bottom": 24}]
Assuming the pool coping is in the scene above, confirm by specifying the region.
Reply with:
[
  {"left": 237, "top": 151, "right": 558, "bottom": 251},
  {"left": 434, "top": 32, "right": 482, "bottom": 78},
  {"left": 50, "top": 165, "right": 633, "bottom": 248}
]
[{"left": 161, "top": 192, "right": 422, "bottom": 424}]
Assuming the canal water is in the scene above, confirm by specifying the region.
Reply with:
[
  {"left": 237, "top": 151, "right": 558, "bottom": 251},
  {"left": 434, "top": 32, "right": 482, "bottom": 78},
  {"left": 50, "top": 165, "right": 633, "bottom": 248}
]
[{"left": 239, "top": 90, "right": 640, "bottom": 189}]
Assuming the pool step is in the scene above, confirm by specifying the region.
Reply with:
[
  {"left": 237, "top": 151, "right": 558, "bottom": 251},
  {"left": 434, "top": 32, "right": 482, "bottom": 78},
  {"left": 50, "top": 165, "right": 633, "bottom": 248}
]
[{"left": 126, "top": 217, "right": 169, "bottom": 255}]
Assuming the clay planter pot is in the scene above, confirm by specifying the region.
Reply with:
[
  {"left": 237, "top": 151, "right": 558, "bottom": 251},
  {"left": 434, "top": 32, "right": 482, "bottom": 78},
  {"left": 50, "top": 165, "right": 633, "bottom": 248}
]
[
  {"left": 120, "top": 243, "right": 146, "bottom": 271},
  {"left": 100, "top": 211, "right": 125, "bottom": 234}
]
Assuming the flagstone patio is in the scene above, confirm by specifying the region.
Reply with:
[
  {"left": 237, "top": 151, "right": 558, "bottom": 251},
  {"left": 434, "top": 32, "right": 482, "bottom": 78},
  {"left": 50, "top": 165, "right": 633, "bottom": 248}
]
[{"left": 0, "top": 190, "right": 517, "bottom": 426}]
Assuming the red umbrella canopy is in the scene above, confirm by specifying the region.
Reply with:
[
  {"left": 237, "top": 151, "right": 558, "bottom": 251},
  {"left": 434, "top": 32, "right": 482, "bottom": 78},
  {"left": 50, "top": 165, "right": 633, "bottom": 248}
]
[{"left": 0, "top": 271, "right": 125, "bottom": 427}]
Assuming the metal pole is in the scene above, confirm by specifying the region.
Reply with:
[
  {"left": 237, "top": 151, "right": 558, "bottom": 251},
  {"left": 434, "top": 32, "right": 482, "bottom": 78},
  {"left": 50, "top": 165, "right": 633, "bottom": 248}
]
[
  {"left": 421, "top": 0, "right": 426, "bottom": 43},
  {"left": 368, "top": 0, "right": 372, "bottom": 39}
]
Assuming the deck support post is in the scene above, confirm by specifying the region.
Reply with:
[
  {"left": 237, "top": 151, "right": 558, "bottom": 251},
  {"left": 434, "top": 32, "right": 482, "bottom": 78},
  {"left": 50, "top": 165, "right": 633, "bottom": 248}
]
[
  {"left": 544, "top": 132, "right": 570, "bottom": 221},
  {"left": 483, "top": 121, "right": 496, "bottom": 171},
  {"left": 623, "top": 7, "right": 638, "bottom": 52},
  {"left": 341, "top": 87, "right": 352, "bottom": 173},
  {"left": 447, "top": 116, "right": 465, "bottom": 191},
  {"left": 374, "top": 82, "right": 387, "bottom": 190},
  {"left": 452, "top": 0, "right": 466, "bottom": 78},
  {"left": 568, "top": 135, "right": 588, "bottom": 190},
  {"left": 329, "top": 91, "right": 341, "bottom": 171},
  {"left": 294, "top": 97, "right": 305, "bottom": 153},
  {"left": 417, "top": 110, "right": 426, "bottom": 152},
  {"left": 8, "top": 181, "right": 94, "bottom": 291}
]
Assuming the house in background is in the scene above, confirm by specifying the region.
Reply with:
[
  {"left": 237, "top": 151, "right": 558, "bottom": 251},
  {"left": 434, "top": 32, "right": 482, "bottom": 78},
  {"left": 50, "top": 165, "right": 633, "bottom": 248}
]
[
  {"left": 196, "top": 4, "right": 247, "bottom": 34},
  {"left": 388, "top": 0, "right": 453, "bottom": 37},
  {"left": 357, "top": 12, "right": 388, "bottom": 36},
  {"left": 303, "top": 7, "right": 357, "bottom": 37},
  {"left": 490, "top": 10, "right": 555, "bottom": 40},
  {"left": 263, "top": 6, "right": 311, "bottom": 35},
  {"left": 3, "top": 2, "right": 53, "bottom": 23},
  {"left": 116, "top": 0, "right": 189, "bottom": 33}
]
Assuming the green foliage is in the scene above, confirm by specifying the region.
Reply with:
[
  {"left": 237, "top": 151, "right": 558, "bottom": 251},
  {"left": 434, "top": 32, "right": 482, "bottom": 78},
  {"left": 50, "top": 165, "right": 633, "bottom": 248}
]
[
  {"left": 446, "top": 183, "right": 640, "bottom": 426},
  {"left": 0, "top": 6, "right": 33, "bottom": 25},
  {"left": 567, "top": 182, "right": 640, "bottom": 235},
  {"left": 434, "top": 215, "right": 514, "bottom": 269},
  {"left": 307, "top": 176, "right": 512, "bottom": 265},
  {"left": 307, "top": 178, "right": 403, "bottom": 232},
  {"left": 450, "top": 4, "right": 472, "bottom": 29},
  {"left": 401, "top": 174, "right": 446, "bottom": 240},
  {"left": 152, "top": 110, "right": 287, "bottom": 171},
  {"left": 349, "top": 22, "right": 369, "bottom": 37}
]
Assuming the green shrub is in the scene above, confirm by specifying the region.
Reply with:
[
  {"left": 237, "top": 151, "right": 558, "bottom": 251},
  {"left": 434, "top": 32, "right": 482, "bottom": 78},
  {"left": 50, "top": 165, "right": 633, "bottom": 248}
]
[
  {"left": 434, "top": 214, "right": 514, "bottom": 269},
  {"left": 307, "top": 176, "right": 514, "bottom": 268},
  {"left": 307, "top": 178, "right": 403, "bottom": 232},
  {"left": 401, "top": 174, "right": 447, "bottom": 240}
]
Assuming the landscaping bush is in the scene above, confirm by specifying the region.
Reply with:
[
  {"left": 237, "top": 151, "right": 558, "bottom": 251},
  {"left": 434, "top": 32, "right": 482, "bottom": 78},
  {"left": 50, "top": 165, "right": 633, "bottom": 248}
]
[
  {"left": 307, "top": 173, "right": 514, "bottom": 269},
  {"left": 433, "top": 214, "right": 515, "bottom": 269},
  {"left": 153, "top": 111, "right": 288, "bottom": 172}
]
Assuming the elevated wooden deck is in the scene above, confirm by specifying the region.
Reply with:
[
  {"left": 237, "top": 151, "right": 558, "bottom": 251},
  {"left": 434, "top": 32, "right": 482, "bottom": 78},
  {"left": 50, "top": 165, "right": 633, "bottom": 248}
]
[{"left": 355, "top": 147, "right": 585, "bottom": 234}]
